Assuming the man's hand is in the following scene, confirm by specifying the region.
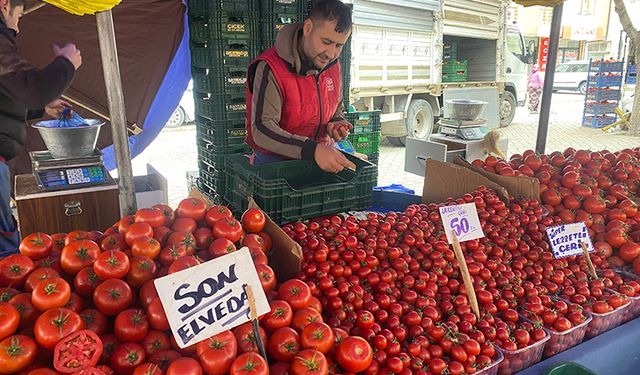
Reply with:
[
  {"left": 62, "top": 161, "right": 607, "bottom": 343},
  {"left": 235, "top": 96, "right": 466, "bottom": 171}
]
[
  {"left": 54, "top": 44, "right": 82, "bottom": 70},
  {"left": 326, "top": 120, "right": 352, "bottom": 141},
  {"left": 44, "top": 99, "right": 72, "bottom": 119},
  {"left": 314, "top": 143, "right": 357, "bottom": 173}
]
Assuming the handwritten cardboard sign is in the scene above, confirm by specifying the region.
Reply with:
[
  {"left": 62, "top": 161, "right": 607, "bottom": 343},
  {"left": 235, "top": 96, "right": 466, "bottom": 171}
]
[
  {"left": 154, "top": 247, "right": 269, "bottom": 348},
  {"left": 546, "top": 222, "right": 594, "bottom": 259},
  {"left": 439, "top": 203, "right": 484, "bottom": 244}
]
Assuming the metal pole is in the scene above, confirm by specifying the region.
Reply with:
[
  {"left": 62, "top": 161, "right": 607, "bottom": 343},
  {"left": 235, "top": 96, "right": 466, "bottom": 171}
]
[
  {"left": 96, "top": 10, "right": 137, "bottom": 215},
  {"left": 535, "top": 3, "right": 564, "bottom": 155}
]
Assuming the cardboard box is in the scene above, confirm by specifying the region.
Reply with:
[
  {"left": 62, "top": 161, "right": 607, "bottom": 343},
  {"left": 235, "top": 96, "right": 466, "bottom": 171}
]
[
  {"left": 453, "top": 156, "right": 540, "bottom": 201},
  {"left": 422, "top": 158, "right": 510, "bottom": 204},
  {"left": 116, "top": 164, "right": 168, "bottom": 210}
]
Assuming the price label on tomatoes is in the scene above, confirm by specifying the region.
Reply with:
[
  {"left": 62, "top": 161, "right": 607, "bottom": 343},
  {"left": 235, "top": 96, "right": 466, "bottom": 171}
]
[
  {"left": 154, "top": 247, "right": 270, "bottom": 348},
  {"left": 439, "top": 203, "right": 484, "bottom": 244},
  {"left": 546, "top": 222, "right": 594, "bottom": 259}
]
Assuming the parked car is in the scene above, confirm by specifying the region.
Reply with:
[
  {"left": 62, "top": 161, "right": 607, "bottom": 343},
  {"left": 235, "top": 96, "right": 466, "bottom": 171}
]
[
  {"left": 552, "top": 61, "right": 589, "bottom": 95},
  {"left": 165, "top": 80, "right": 195, "bottom": 128}
]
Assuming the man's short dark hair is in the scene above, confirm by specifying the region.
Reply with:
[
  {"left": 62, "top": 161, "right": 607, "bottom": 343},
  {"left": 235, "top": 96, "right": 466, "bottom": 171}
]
[
  {"left": 309, "top": 0, "right": 352, "bottom": 33},
  {"left": 9, "top": 0, "right": 25, "bottom": 8}
]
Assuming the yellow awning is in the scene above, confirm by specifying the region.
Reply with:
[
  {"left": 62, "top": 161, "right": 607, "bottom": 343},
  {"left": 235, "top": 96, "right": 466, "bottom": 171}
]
[
  {"left": 43, "top": 0, "right": 121, "bottom": 15},
  {"left": 513, "top": 0, "right": 564, "bottom": 7}
]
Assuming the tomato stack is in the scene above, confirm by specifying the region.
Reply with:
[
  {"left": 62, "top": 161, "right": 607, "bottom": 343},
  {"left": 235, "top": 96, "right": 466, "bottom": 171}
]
[{"left": 282, "top": 185, "right": 640, "bottom": 374}]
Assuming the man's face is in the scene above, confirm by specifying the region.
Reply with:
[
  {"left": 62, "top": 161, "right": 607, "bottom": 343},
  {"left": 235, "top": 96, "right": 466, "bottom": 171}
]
[
  {"left": 302, "top": 18, "right": 351, "bottom": 70},
  {"left": 1, "top": 1, "right": 23, "bottom": 33}
]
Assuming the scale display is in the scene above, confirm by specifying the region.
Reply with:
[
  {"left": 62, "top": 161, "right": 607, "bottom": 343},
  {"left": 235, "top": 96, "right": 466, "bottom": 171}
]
[{"left": 37, "top": 166, "right": 108, "bottom": 189}]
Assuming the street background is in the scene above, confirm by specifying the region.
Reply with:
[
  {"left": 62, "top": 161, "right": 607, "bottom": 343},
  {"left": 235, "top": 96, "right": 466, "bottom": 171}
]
[{"left": 129, "top": 93, "right": 638, "bottom": 207}]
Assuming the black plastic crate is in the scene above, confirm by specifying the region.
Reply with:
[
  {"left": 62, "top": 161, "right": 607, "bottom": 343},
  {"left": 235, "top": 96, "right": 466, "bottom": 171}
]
[
  {"left": 345, "top": 111, "right": 381, "bottom": 134},
  {"left": 223, "top": 153, "right": 377, "bottom": 225},
  {"left": 260, "top": 0, "right": 306, "bottom": 14},
  {"left": 193, "top": 90, "right": 247, "bottom": 121},
  {"left": 187, "top": 0, "right": 257, "bottom": 15},
  {"left": 188, "top": 11, "right": 259, "bottom": 42},
  {"left": 191, "top": 66, "right": 248, "bottom": 94},
  {"left": 195, "top": 116, "right": 247, "bottom": 146},
  {"left": 190, "top": 39, "right": 259, "bottom": 68}
]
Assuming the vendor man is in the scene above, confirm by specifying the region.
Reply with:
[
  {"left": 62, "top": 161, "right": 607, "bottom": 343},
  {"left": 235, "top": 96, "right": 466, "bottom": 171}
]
[
  {"left": 0, "top": 0, "right": 82, "bottom": 252},
  {"left": 245, "top": 0, "right": 356, "bottom": 173}
]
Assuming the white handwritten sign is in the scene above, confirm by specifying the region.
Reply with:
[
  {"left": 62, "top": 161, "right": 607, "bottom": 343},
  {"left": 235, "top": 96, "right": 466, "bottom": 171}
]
[
  {"left": 154, "top": 247, "right": 270, "bottom": 348},
  {"left": 439, "top": 203, "right": 484, "bottom": 244},
  {"left": 546, "top": 222, "right": 594, "bottom": 259}
]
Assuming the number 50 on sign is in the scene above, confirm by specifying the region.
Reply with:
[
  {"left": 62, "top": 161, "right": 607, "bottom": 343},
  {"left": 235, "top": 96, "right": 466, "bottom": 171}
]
[{"left": 439, "top": 203, "right": 485, "bottom": 244}]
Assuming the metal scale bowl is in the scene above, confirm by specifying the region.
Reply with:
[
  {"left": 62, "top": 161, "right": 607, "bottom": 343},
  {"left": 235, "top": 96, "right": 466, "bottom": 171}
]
[
  {"left": 30, "top": 119, "right": 111, "bottom": 191},
  {"left": 438, "top": 100, "right": 489, "bottom": 140}
]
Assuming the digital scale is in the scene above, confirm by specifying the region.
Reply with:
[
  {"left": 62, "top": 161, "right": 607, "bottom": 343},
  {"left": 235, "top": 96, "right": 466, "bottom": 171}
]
[
  {"left": 30, "top": 149, "right": 111, "bottom": 191},
  {"left": 438, "top": 118, "right": 488, "bottom": 140}
]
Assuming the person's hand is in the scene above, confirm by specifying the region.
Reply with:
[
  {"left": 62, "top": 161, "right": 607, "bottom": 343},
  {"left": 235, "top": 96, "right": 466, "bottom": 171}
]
[
  {"left": 44, "top": 99, "right": 72, "bottom": 119},
  {"left": 326, "top": 120, "right": 352, "bottom": 141},
  {"left": 54, "top": 44, "right": 82, "bottom": 70},
  {"left": 314, "top": 143, "right": 357, "bottom": 173}
]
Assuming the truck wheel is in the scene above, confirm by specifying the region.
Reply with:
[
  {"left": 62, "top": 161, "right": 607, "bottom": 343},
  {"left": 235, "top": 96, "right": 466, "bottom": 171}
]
[
  {"left": 500, "top": 91, "right": 516, "bottom": 128},
  {"left": 406, "top": 99, "right": 434, "bottom": 140},
  {"left": 578, "top": 81, "right": 587, "bottom": 95},
  {"left": 387, "top": 136, "right": 406, "bottom": 146}
]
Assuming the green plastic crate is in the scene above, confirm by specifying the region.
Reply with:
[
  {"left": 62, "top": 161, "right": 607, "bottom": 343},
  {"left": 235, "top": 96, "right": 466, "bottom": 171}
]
[
  {"left": 223, "top": 153, "right": 377, "bottom": 225},
  {"left": 443, "top": 59, "right": 467, "bottom": 73},
  {"left": 187, "top": 0, "right": 257, "bottom": 15},
  {"left": 345, "top": 111, "right": 381, "bottom": 134},
  {"left": 190, "top": 39, "right": 259, "bottom": 68},
  {"left": 193, "top": 91, "right": 247, "bottom": 121},
  {"left": 442, "top": 72, "right": 467, "bottom": 82},
  {"left": 195, "top": 116, "right": 247, "bottom": 147},
  {"left": 347, "top": 131, "right": 380, "bottom": 157},
  {"left": 260, "top": 12, "right": 304, "bottom": 49},
  {"left": 260, "top": 0, "right": 306, "bottom": 14},
  {"left": 188, "top": 11, "right": 259, "bottom": 42},
  {"left": 192, "top": 66, "right": 248, "bottom": 94},
  {"left": 544, "top": 363, "right": 597, "bottom": 375},
  {"left": 197, "top": 137, "right": 250, "bottom": 157}
]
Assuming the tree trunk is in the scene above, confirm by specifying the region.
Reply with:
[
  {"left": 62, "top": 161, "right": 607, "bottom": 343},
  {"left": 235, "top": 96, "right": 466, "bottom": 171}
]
[{"left": 612, "top": 0, "right": 640, "bottom": 135}]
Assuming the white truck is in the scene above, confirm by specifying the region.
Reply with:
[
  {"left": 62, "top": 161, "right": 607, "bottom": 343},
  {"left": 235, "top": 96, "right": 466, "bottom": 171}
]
[{"left": 343, "top": 0, "right": 531, "bottom": 145}]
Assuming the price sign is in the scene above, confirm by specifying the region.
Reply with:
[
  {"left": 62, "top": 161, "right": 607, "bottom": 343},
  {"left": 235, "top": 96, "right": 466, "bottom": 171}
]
[
  {"left": 154, "top": 247, "right": 270, "bottom": 348},
  {"left": 439, "top": 203, "right": 484, "bottom": 244},
  {"left": 546, "top": 222, "right": 594, "bottom": 259}
]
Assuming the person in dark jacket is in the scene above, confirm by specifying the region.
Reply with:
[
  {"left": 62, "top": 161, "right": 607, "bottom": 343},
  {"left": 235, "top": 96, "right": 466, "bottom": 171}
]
[
  {"left": 245, "top": 0, "right": 356, "bottom": 173},
  {"left": 0, "top": 0, "right": 82, "bottom": 253}
]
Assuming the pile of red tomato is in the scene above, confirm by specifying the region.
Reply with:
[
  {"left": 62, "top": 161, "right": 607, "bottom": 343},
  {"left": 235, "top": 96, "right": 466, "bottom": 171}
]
[
  {"left": 472, "top": 148, "right": 640, "bottom": 272},
  {"left": 0, "top": 198, "right": 373, "bottom": 375},
  {"left": 282, "top": 184, "right": 640, "bottom": 374}
]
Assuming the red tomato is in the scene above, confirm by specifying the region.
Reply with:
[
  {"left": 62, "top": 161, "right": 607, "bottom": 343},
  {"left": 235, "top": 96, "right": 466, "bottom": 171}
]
[
  {"left": 19, "top": 232, "right": 53, "bottom": 260},
  {"left": 34, "top": 307, "right": 84, "bottom": 350},
  {"left": 153, "top": 204, "right": 176, "bottom": 227},
  {"left": 0, "top": 335, "right": 37, "bottom": 374},
  {"left": 168, "top": 255, "right": 200, "bottom": 274},
  {"left": 242, "top": 234, "right": 267, "bottom": 253},
  {"left": 60, "top": 240, "right": 101, "bottom": 276},
  {"left": 278, "top": 279, "right": 312, "bottom": 310},
  {"left": 208, "top": 238, "right": 237, "bottom": 259},
  {"left": 233, "top": 322, "right": 267, "bottom": 354},
  {"left": 176, "top": 198, "right": 207, "bottom": 221},
  {"left": 93, "top": 279, "right": 134, "bottom": 316},
  {"left": 114, "top": 309, "right": 150, "bottom": 343},
  {"left": 146, "top": 297, "right": 170, "bottom": 331},
  {"left": 142, "top": 330, "right": 170, "bottom": 357},
  {"left": 132, "top": 363, "right": 163, "bottom": 375},
  {"left": 53, "top": 330, "right": 103, "bottom": 373},
  {"left": 126, "top": 256, "right": 158, "bottom": 288},
  {"left": 0, "top": 254, "right": 35, "bottom": 289},
  {"left": 24, "top": 267, "right": 60, "bottom": 292},
  {"left": 110, "top": 342, "right": 146, "bottom": 375},
  {"left": 291, "top": 307, "right": 323, "bottom": 333},
  {"left": 9, "top": 293, "right": 39, "bottom": 330},
  {"left": 131, "top": 238, "right": 162, "bottom": 260},
  {"left": 267, "top": 327, "right": 300, "bottom": 362},
  {"left": 171, "top": 217, "right": 198, "bottom": 234},
  {"left": 196, "top": 330, "right": 238, "bottom": 375},
  {"left": 134, "top": 208, "right": 165, "bottom": 228},
  {"left": 300, "top": 322, "right": 334, "bottom": 354},
  {"left": 148, "top": 350, "right": 181, "bottom": 372},
  {"left": 101, "top": 234, "right": 127, "bottom": 252},
  {"left": 262, "top": 300, "right": 294, "bottom": 332},
  {"left": 80, "top": 308, "right": 109, "bottom": 336},
  {"left": 214, "top": 219, "right": 245, "bottom": 244},
  {"left": 0, "top": 302, "right": 19, "bottom": 340},
  {"left": 290, "top": 349, "right": 328, "bottom": 375},
  {"left": 335, "top": 336, "right": 373, "bottom": 373},
  {"left": 74, "top": 267, "right": 102, "bottom": 298},
  {"left": 255, "top": 264, "right": 276, "bottom": 292},
  {"left": 166, "top": 357, "right": 202, "bottom": 375},
  {"left": 205, "top": 205, "right": 234, "bottom": 228},
  {"left": 32, "top": 277, "right": 71, "bottom": 311},
  {"left": 241, "top": 208, "right": 266, "bottom": 233},
  {"left": 65, "top": 230, "right": 92, "bottom": 246},
  {"left": 124, "top": 222, "right": 154, "bottom": 247},
  {"left": 229, "top": 352, "right": 268, "bottom": 375}
]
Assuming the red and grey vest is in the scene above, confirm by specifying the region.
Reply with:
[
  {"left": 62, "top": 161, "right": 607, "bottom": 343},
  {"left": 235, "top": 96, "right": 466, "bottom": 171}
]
[{"left": 245, "top": 47, "right": 342, "bottom": 156}]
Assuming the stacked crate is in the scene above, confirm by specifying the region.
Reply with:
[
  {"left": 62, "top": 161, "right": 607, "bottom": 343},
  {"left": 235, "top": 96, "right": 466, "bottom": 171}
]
[
  {"left": 345, "top": 111, "right": 381, "bottom": 164},
  {"left": 260, "top": 0, "right": 308, "bottom": 52},
  {"left": 187, "top": 0, "right": 260, "bottom": 200},
  {"left": 582, "top": 60, "right": 624, "bottom": 128},
  {"left": 442, "top": 41, "right": 467, "bottom": 83}
]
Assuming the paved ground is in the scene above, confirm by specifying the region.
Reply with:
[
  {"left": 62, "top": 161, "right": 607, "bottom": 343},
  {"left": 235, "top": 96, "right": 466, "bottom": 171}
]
[{"left": 130, "top": 93, "right": 638, "bottom": 207}]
